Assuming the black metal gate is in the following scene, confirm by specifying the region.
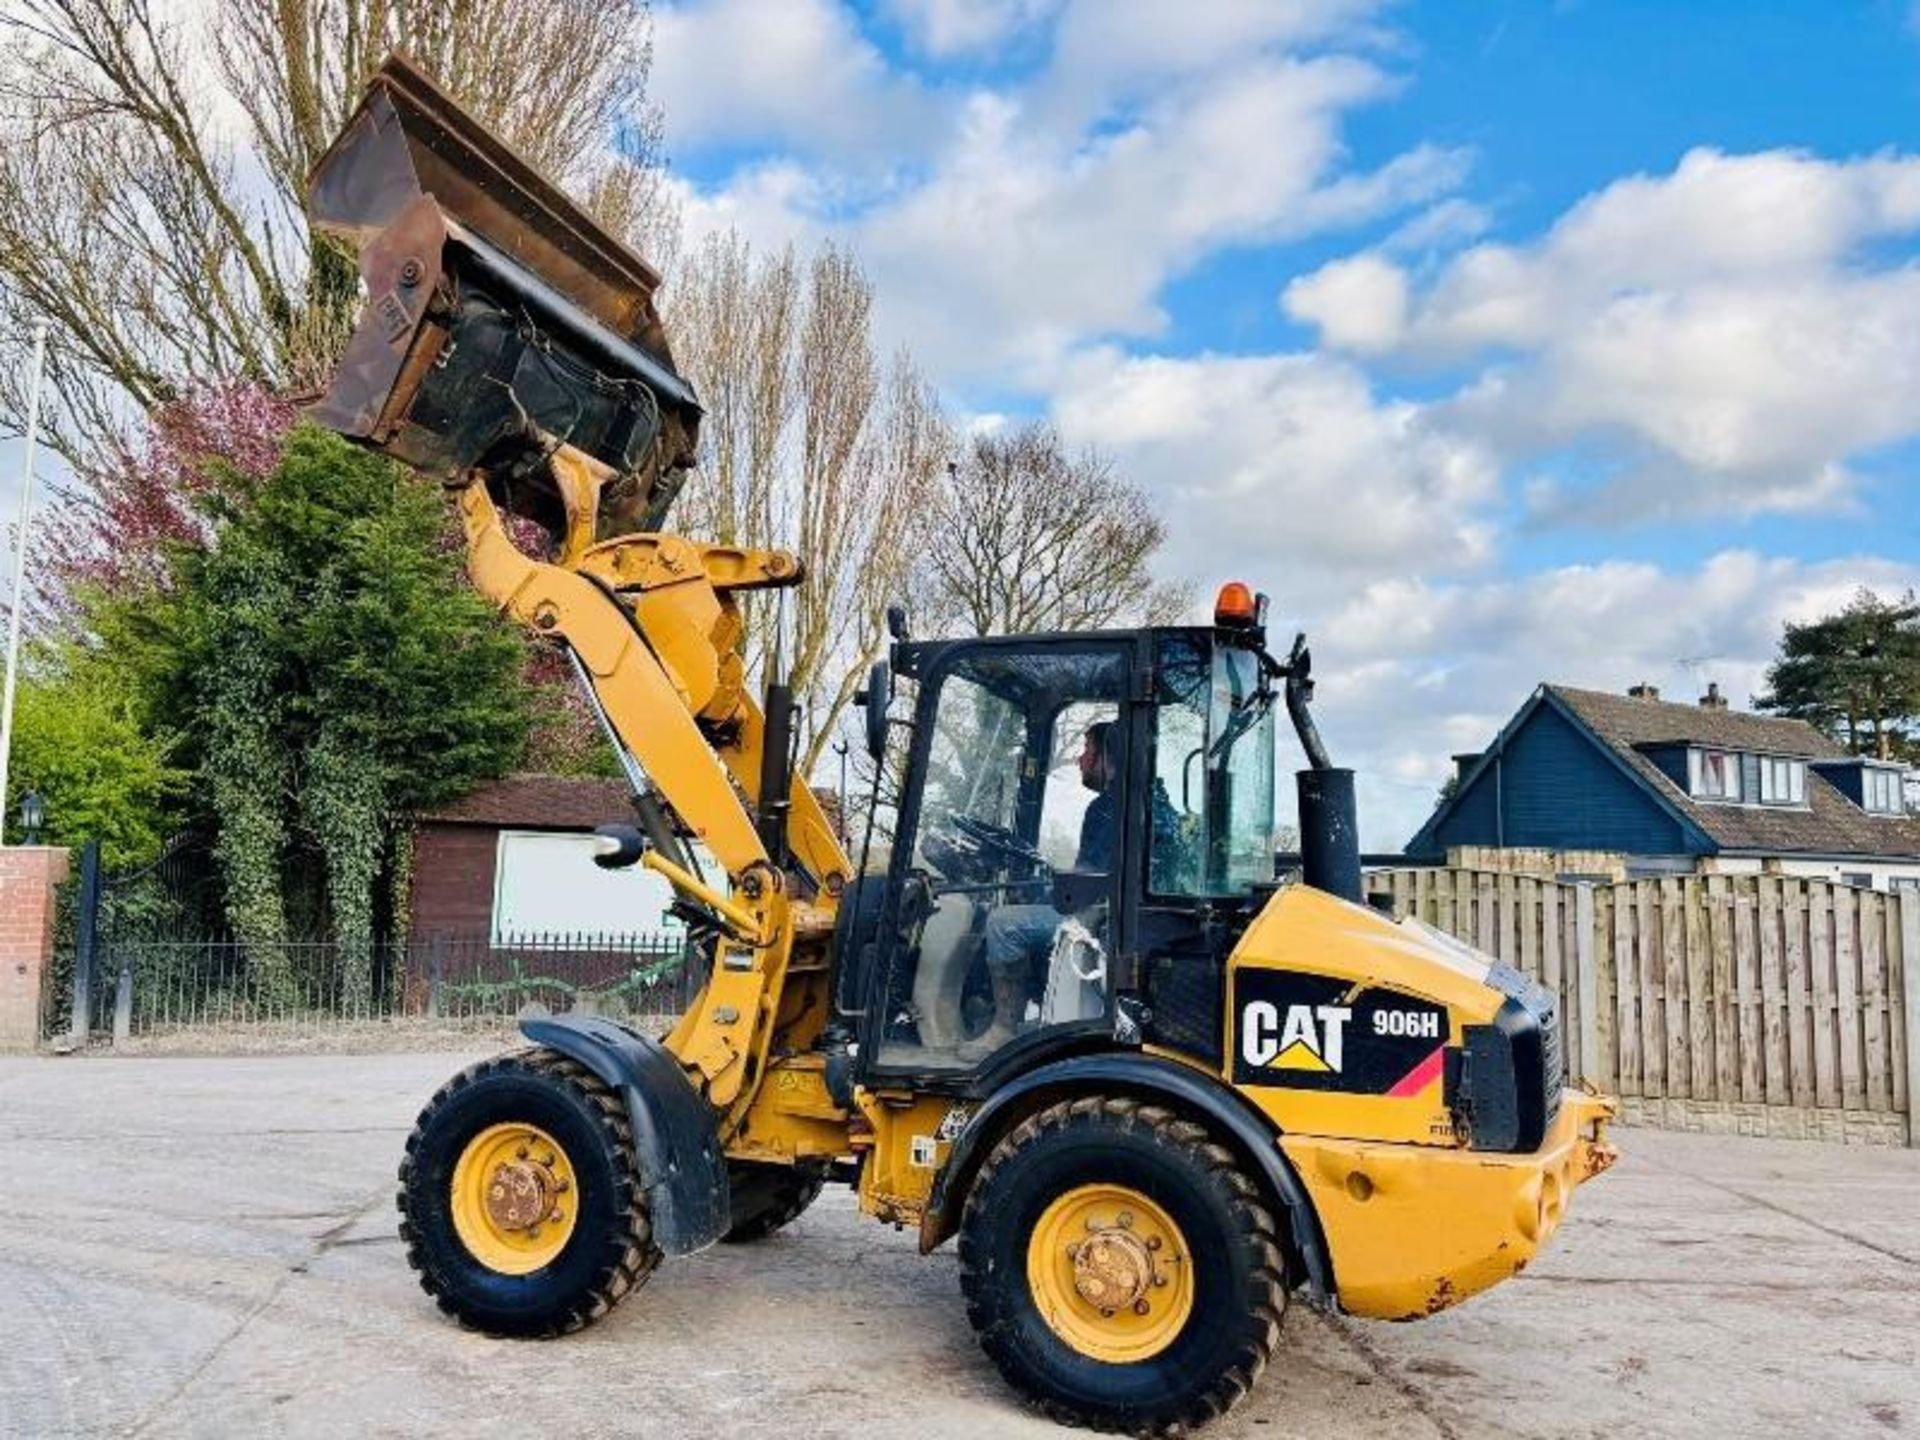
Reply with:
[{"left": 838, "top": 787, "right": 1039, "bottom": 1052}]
[{"left": 57, "top": 833, "right": 230, "bottom": 1044}]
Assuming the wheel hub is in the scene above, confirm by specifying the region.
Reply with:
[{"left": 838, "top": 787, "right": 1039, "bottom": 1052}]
[
  {"left": 484, "top": 1158, "right": 555, "bottom": 1232},
  {"left": 1070, "top": 1228, "right": 1155, "bottom": 1312}
]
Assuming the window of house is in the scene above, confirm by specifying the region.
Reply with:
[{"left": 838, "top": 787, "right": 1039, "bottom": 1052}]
[
  {"left": 1863, "top": 767, "right": 1905, "bottom": 815},
  {"left": 1758, "top": 755, "right": 1805, "bottom": 806},
  {"left": 1689, "top": 747, "right": 1741, "bottom": 801}
]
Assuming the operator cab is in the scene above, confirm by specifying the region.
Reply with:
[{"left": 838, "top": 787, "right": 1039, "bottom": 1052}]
[{"left": 851, "top": 607, "right": 1282, "bottom": 1090}]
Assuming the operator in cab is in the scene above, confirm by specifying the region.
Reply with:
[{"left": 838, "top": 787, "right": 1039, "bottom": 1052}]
[{"left": 957, "top": 722, "right": 1122, "bottom": 1062}]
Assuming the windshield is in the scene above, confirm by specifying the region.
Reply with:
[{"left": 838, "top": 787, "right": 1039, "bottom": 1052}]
[
  {"left": 910, "top": 648, "right": 1127, "bottom": 883},
  {"left": 1150, "top": 633, "right": 1276, "bottom": 897}
]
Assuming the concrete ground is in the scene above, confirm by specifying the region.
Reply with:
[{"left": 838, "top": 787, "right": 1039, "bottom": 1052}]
[{"left": 1, "top": 1053, "right": 1915, "bottom": 1440}]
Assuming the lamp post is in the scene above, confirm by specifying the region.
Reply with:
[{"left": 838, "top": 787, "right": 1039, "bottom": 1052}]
[
  {"left": 18, "top": 789, "right": 42, "bottom": 845},
  {"left": 0, "top": 322, "right": 50, "bottom": 845}
]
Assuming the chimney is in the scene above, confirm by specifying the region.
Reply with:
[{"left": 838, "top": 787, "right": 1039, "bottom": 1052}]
[
  {"left": 1698, "top": 682, "right": 1728, "bottom": 711},
  {"left": 1627, "top": 682, "right": 1661, "bottom": 701}
]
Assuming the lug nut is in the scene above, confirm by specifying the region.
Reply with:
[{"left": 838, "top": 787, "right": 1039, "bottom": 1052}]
[
  {"left": 1133, "top": 1300, "right": 1151, "bottom": 1316},
  {"left": 526, "top": 1225, "right": 542, "bottom": 1239},
  {"left": 516, "top": 1146, "right": 529, "bottom": 1160},
  {"left": 1100, "top": 1309, "right": 1115, "bottom": 1319},
  {"left": 1066, "top": 1242, "right": 1080, "bottom": 1260},
  {"left": 1117, "top": 1212, "right": 1134, "bottom": 1229},
  {"left": 1153, "top": 1274, "right": 1168, "bottom": 1288},
  {"left": 555, "top": 1179, "right": 571, "bottom": 1194},
  {"left": 1146, "top": 1236, "right": 1162, "bottom": 1251}
]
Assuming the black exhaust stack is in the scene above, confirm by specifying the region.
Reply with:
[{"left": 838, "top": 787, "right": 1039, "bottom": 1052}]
[
  {"left": 1297, "top": 768, "right": 1361, "bottom": 904},
  {"left": 1283, "top": 635, "right": 1363, "bottom": 904}
]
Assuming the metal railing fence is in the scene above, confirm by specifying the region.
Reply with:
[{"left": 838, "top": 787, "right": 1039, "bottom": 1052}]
[{"left": 58, "top": 930, "right": 702, "bottom": 1045}]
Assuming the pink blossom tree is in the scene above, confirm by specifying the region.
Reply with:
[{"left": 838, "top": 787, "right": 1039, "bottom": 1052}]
[{"left": 32, "top": 382, "right": 297, "bottom": 628}]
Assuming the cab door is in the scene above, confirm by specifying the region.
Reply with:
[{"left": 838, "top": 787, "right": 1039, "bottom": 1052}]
[{"left": 861, "top": 638, "right": 1135, "bottom": 1086}]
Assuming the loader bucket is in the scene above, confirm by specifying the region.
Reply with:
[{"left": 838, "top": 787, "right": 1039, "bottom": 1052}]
[{"left": 306, "top": 54, "right": 699, "bottom": 527}]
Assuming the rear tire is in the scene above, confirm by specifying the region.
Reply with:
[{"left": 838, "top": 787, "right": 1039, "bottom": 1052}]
[
  {"left": 397, "top": 1047, "right": 658, "bottom": 1336},
  {"left": 722, "top": 1160, "right": 826, "bottom": 1242},
  {"left": 958, "top": 1096, "right": 1287, "bottom": 1434}
]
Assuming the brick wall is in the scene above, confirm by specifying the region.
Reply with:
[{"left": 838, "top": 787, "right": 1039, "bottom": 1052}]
[
  {"left": 0, "top": 847, "right": 70, "bottom": 1052},
  {"left": 410, "top": 824, "right": 499, "bottom": 939}
]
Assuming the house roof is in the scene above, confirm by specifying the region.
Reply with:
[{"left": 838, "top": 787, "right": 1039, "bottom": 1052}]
[
  {"left": 1547, "top": 685, "right": 1846, "bottom": 758},
  {"left": 1544, "top": 686, "right": 1920, "bottom": 858},
  {"left": 421, "top": 773, "right": 633, "bottom": 830},
  {"left": 1409, "top": 684, "right": 1920, "bottom": 861}
]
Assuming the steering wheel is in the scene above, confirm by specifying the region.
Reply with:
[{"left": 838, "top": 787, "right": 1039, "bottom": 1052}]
[{"left": 948, "top": 813, "right": 1050, "bottom": 878}]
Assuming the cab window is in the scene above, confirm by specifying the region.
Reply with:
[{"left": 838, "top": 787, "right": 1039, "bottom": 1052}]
[
  {"left": 877, "top": 646, "right": 1127, "bottom": 1073},
  {"left": 1151, "top": 634, "right": 1276, "bottom": 898}
]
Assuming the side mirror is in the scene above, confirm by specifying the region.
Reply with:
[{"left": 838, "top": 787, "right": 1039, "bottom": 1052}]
[
  {"left": 857, "top": 658, "right": 892, "bottom": 761},
  {"left": 591, "top": 823, "right": 649, "bottom": 869}
]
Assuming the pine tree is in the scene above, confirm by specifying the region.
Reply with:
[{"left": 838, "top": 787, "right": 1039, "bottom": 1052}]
[{"left": 1757, "top": 589, "right": 1920, "bottom": 762}]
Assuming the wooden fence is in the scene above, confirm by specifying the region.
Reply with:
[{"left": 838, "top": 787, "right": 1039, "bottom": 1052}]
[{"left": 1369, "top": 868, "right": 1918, "bottom": 1147}]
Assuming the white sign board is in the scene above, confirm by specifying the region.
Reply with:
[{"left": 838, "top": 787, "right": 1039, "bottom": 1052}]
[{"left": 491, "top": 830, "right": 687, "bottom": 941}]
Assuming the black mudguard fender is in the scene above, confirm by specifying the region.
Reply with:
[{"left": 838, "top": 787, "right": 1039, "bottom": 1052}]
[
  {"left": 920, "top": 1052, "right": 1335, "bottom": 1308},
  {"left": 521, "top": 1015, "right": 729, "bottom": 1255}
]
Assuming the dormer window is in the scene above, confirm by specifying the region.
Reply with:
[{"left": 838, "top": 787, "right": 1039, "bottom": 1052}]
[
  {"left": 1689, "top": 748, "right": 1740, "bottom": 801},
  {"left": 1758, "top": 756, "right": 1805, "bottom": 806},
  {"left": 1863, "top": 766, "right": 1905, "bottom": 815}
]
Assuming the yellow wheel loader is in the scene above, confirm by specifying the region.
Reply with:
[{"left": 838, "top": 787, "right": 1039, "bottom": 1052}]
[{"left": 311, "top": 57, "right": 1618, "bottom": 1435}]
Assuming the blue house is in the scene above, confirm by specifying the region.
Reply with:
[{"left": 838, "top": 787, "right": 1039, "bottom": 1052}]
[{"left": 1407, "top": 682, "right": 1920, "bottom": 893}]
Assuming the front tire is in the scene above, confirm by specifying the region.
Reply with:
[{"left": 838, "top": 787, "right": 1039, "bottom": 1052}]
[
  {"left": 958, "top": 1096, "right": 1288, "bottom": 1434},
  {"left": 397, "top": 1048, "right": 658, "bottom": 1336}
]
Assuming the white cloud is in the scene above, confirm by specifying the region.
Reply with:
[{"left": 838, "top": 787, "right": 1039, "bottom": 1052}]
[
  {"left": 1285, "top": 148, "right": 1920, "bottom": 522},
  {"left": 1043, "top": 0, "right": 1389, "bottom": 124},
  {"left": 1281, "top": 252, "right": 1407, "bottom": 351},
  {"left": 1486, "top": 273, "right": 1920, "bottom": 482},
  {"left": 664, "top": 1, "right": 1455, "bottom": 381},
  {"left": 654, "top": 0, "right": 946, "bottom": 160},
  {"left": 1050, "top": 347, "right": 1498, "bottom": 590},
  {"left": 666, "top": 163, "right": 831, "bottom": 257},
  {"left": 847, "top": 60, "right": 1458, "bottom": 381},
  {"left": 1381, "top": 197, "right": 1490, "bottom": 252},
  {"left": 1413, "top": 149, "right": 1920, "bottom": 351},
  {"left": 882, "top": 0, "right": 1060, "bottom": 57}
]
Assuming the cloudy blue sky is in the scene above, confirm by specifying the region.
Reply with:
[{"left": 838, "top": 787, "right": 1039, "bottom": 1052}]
[
  {"left": 651, "top": 0, "right": 1920, "bottom": 845},
  {"left": 4, "top": 1, "right": 1916, "bottom": 846}
]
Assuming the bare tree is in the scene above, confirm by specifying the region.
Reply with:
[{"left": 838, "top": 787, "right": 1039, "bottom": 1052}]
[
  {"left": 669, "top": 230, "right": 799, "bottom": 562},
  {"left": 0, "top": 0, "right": 673, "bottom": 461},
  {"left": 666, "top": 231, "right": 948, "bottom": 775},
  {"left": 919, "top": 422, "right": 1188, "bottom": 638}
]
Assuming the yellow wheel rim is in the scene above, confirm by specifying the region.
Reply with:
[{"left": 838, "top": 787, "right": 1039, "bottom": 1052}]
[
  {"left": 449, "top": 1122, "right": 579, "bottom": 1275},
  {"left": 1025, "top": 1183, "right": 1195, "bottom": 1363}
]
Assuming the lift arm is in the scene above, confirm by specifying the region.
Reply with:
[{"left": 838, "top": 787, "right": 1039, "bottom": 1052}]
[
  {"left": 305, "top": 55, "right": 851, "bottom": 1130},
  {"left": 458, "top": 470, "right": 849, "bottom": 898}
]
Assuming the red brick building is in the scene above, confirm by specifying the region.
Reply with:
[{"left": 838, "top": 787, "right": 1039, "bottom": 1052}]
[{"left": 409, "top": 773, "right": 679, "bottom": 941}]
